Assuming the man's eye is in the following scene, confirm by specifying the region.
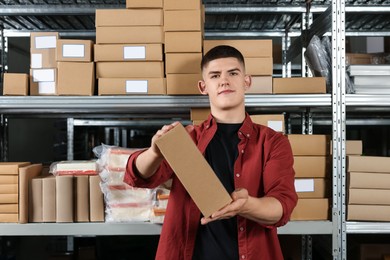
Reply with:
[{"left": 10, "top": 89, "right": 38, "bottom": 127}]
[
  {"left": 230, "top": 72, "right": 238, "bottom": 76},
  {"left": 210, "top": 75, "right": 219, "bottom": 79}
]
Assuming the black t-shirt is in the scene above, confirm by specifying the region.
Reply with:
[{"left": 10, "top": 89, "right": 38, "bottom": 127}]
[{"left": 192, "top": 123, "right": 241, "bottom": 260}]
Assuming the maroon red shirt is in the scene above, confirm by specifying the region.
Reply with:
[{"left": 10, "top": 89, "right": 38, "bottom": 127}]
[{"left": 125, "top": 114, "right": 298, "bottom": 260}]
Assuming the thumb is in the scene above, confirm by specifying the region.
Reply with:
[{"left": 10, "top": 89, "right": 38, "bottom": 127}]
[{"left": 232, "top": 188, "right": 248, "bottom": 201}]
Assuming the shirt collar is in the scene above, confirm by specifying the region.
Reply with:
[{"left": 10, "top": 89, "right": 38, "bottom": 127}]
[{"left": 204, "top": 112, "right": 254, "bottom": 139}]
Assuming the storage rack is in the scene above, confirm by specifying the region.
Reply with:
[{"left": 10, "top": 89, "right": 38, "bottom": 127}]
[{"left": 2, "top": 0, "right": 388, "bottom": 259}]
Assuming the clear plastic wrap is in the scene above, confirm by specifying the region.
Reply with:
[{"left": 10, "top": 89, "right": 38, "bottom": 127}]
[{"left": 49, "top": 160, "right": 97, "bottom": 176}]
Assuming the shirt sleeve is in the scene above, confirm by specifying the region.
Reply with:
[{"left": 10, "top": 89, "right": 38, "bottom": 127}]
[
  {"left": 263, "top": 132, "right": 298, "bottom": 228},
  {"left": 124, "top": 149, "right": 174, "bottom": 189}
]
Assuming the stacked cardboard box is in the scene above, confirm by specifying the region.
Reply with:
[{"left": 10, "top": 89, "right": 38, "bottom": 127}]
[
  {"left": 56, "top": 39, "right": 95, "bottom": 95},
  {"left": 204, "top": 39, "right": 274, "bottom": 94},
  {"left": 288, "top": 134, "right": 331, "bottom": 220},
  {"left": 30, "top": 32, "right": 58, "bottom": 95},
  {"left": 2, "top": 73, "right": 29, "bottom": 96},
  {"left": 95, "top": 6, "right": 166, "bottom": 95},
  {"left": 164, "top": 0, "right": 204, "bottom": 95},
  {"left": 347, "top": 154, "right": 390, "bottom": 222},
  {"left": 0, "top": 162, "right": 30, "bottom": 222},
  {"left": 272, "top": 77, "right": 327, "bottom": 94},
  {"left": 29, "top": 174, "right": 104, "bottom": 223}
]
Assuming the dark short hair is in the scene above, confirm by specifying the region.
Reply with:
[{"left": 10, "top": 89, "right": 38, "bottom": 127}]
[{"left": 201, "top": 45, "right": 245, "bottom": 71}]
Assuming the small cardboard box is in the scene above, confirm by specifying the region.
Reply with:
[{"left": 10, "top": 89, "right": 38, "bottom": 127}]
[
  {"left": 96, "top": 9, "right": 163, "bottom": 27},
  {"left": 290, "top": 198, "right": 330, "bottom": 220},
  {"left": 295, "top": 178, "right": 329, "bottom": 198},
  {"left": 126, "top": 0, "right": 163, "bottom": 8},
  {"left": 30, "top": 32, "right": 58, "bottom": 51},
  {"left": 166, "top": 73, "right": 201, "bottom": 95},
  {"left": 348, "top": 188, "right": 390, "bottom": 205},
  {"left": 348, "top": 155, "right": 390, "bottom": 173},
  {"left": 165, "top": 31, "right": 203, "bottom": 53},
  {"left": 94, "top": 44, "right": 163, "bottom": 61},
  {"left": 294, "top": 156, "right": 329, "bottom": 178},
  {"left": 30, "top": 69, "right": 57, "bottom": 96},
  {"left": 98, "top": 77, "right": 166, "bottom": 95},
  {"left": 96, "top": 61, "right": 164, "bottom": 78},
  {"left": 204, "top": 39, "right": 273, "bottom": 58},
  {"left": 96, "top": 26, "right": 164, "bottom": 44},
  {"left": 164, "top": 10, "right": 203, "bottom": 32},
  {"left": 164, "top": 0, "right": 202, "bottom": 10},
  {"left": 56, "top": 175, "right": 73, "bottom": 223},
  {"left": 155, "top": 123, "right": 232, "bottom": 217},
  {"left": 245, "top": 57, "right": 273, "bottom": 76},
  {"left": 75, "top": 175, "right": 89, "bottom": 222},
  {"left": 31, "top": 48, "right": 56, "bottom": 68},
  {"left": 246, "top": 76, "right": 272, "bottom": 94},
  {"left": 57, "top": 62, "right": 95, "bottom": 96},
  {"left": 42, "top": 176, "right": 56, "bottom": 223},
  {"left": 347, "top": 204, "right": 390, "bottom": 221},
  {"left": 165, "top": 53, "right": 202, "bottom": 74},
  {"left": 30, "top": 177, "right": 43, "bottom": 223},
  {"left": 273, "top": 77, "right": 327, "bottom": 94},
  {"left": 287, "top": 134, "right": 330, "bottom": 156},
  {"left": 348, "top": 172, "right": 390, "bottom": 189},
  {"left": 346, "top": 53, "right": 373, "bottom": 65},
  {"left": 89, "top": 175, "right": 104, "bottom": 222},
  {"left": 330, "top": 140, "right": 363, "bottom": 155},
  {"left": 3, "top": 73, "right": 29, "bottom": 96},
  {"left": 250, "top": 114, "right": 285, "bottom": 133},
  {"left": 56, "top": 39, "right": 93, "bottom": 62},
  {"left": 19, "top": 164, "right": 42, "bottom": 223}
]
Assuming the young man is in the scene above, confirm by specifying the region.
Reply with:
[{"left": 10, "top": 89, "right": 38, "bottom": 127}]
[{"left": 125, "top": 45, "right": 297, "bottom": 260}]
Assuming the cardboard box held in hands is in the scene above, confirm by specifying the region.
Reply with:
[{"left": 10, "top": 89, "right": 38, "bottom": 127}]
[{"left": 155, "top": 123, "right": 232, "bottom": 218}]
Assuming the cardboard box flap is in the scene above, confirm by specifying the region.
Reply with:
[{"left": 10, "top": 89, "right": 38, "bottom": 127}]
[{"left": 155, "top": 123, "right": 232, "bottom": 217}]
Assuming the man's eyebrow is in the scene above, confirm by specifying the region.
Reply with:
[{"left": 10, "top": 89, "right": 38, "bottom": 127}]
[
  {"left": 227, "top": 68, "right": 241, "bottom": 73},
  {"left": 207, "top": 67, "right": 241, "bottom": 75}
]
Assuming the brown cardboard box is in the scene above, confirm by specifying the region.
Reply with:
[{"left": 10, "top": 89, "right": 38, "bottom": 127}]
[
  {"left": 246, "top": 76, "right": 272, "bottom": 94},
  {"left": 348, "top": 188, "right": 390, "bottom": 205},
  {"left": 287, "top": 134, "right": 331, "bottom": 156},
  {"left": 56, "top": 176, "right": 73, "bottom": 223},
  {"left": 29, "top": 68, "right": 57, "bottom": 96},
  {"left": 348, "top": 155, "right": 390, "bottom": 173},
  {"left": 166, "top": 73, "right": 201, "bottom": 95},
  {"left": 96, "top": 26, "right": 164, "bottom": 44},
  {"left": 245, "top": 57, "right": 273, "bottom": 76},
  {"left": 346, "top": 140, "right": 363, "bottom": 155},
  {"left": 165, "top": 53, "right": 202, "bottom": 74},
  {"left": 89, "top": 175, "right": 104, "bottom": 222},
  {"left": 295, "top": 178, "right": 329, "bottom": 198},
  {"left": 0, "top": 175, "right": 18, "bottom": 184},
  {"left": 164, "top": 10, "right": 203, "bottom": 32},
  {"left": 164, "top": 0, "right": 202, "bottom": 10},
  {"left": 75, "top": 176, "right": 89, "bottom": 222},
  {"left": 0, "top": 162, "right": 30, "bottom": 175},
  {"left": 96, "top": 9, "right": 163, "bottom": 27},
  {"left": 273, "top": 77, "right": 327, "bottom": 94},
  {"left": 190, "top": 108, "right": 210, "bottom": 121},
  {"left": 346, "top": 53, "right": 373, "bottom": 65},
  {"left": 96, "top": 61, "right": 164, "bottom": 78},
  {"left": 204, "top": 39, "right": 273, "bottom": 58},
  {"left": 30, "top": 32, "right": 58, "bottom": 52},
  {"left": 347, "top": 204, "right": 390, "bottom": 221},
  {"left": 250, "top": 114, "right": 285, "bottom": 133},
  {"left": 165, "top": 32, "right": 203, "bottom": 53},
  {"left": 126, "top": 0, "right": 163, "bottom": 8},
  {"left": 31, "top": 48, "right": 57, "bottom": 68},
  {"left": 42, "top": 176, "right": 56, "bottom": 223},
  {"left": 30, "top": 177, "right": 43, "bottom": 223},
  {"left": 19, "top": 164, "right": 42, "bottom": 223},
  {"left": 98, "top": 78, "right": 166, "bottom": 95},
  {"left": 348, "top": 172, "right": 390, "bottom": 189},
  {"left": 0, "top": 214, "right": 18, "bottom": 223},
  {"left": 94, "top": 44, "right": 163, "bottom": 61},
  {"left": 56, "top": 39, "right": 93, "bottom": 62},
  {"left": 0, "top": 194, "right": 18, "bottom": 204},
  {"left": 0, "top": 204, "right": 18, "bottom": 213},
  {"left": 0, "top": 184, "right": 18, "bottom": 194},
  {"left": 294, "top": 156, "right": 329, "bottom": 178},
  {"left": 57, "top": 62, "right": 95, "bottom": 96},
  {"left": 290, "top": 198, "right": 330, "bottom": 220},
  {"left": 155, "top": 123, "right": 232, "bottom": 217},
  {"left": 3, "top": 73, "right": 29, "bottom": 96}
]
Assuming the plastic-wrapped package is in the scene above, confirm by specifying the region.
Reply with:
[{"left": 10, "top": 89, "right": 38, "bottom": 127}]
[{"left": 49, "top": 160, "right": 97, "bottom": 176}]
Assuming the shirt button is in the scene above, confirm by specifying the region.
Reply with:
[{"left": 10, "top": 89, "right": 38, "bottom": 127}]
[
  {"left": 246, "top": 134, "right": 250, "bottom": 138},
  {"left": 241, "top": 255, "right": 246, "bottom": 259},
  {"left": 241, "top": 149, "right": 244, "bottom": 154},
  {"left": 239, "top": 227, "right": 244, "bottom": 232},
  {"left": 236, "top": 173, "right": 240, "bottom": 177}
]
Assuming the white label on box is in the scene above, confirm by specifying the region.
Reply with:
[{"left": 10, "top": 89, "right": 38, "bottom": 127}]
[
  {"left": 31, "top": 53, "right": 43, "bottom": 68},
  {"left": 267, "top": 121, "right": 283, "bottom": 132},
  {"left": 123, "top": 46, "right": 146, "bottom": 60},
  {"left": 294, "top": 179, "right": 314, "bottom": 192},
  {"left": 38, "top": 82, "right": 56, "bottom": 94},
  {"left": 126, "top": 80, "right": 148, "bottom": 93},
  {"left": 62, "top": 44, "right": 85, "bottom": 58},
  {"left": 34, "top": 36, "right": 57, "bottom": 49},
  {"left": 32, "top": 69, "right": 55, "bottom": 82}
]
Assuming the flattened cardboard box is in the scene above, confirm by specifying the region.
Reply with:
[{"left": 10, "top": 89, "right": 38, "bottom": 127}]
[
  {"left": 166, "top": 73, "right": 201, "bottom": 95},
  {"left": 348, "top": 188, "right": 390, "bottom": 205},
  {"left": 3, "top": 73, "right": 29, "bottom": 96},
  {"left": 155, "top": 123, "right": 232, "bottom": 217},
  {"left": 126, "top": 0, "right": 163, "bottom": 8},
  {"left": 96, "top": 26, "right": 164, "bottom": 44},
  {"left": 164, "top": 32, "right": 203, "bottom": 53},
  {"left": 348, "top": 172, "right": 390, "bottom": 189},
  {"left": 96, "top": 61, "right": 164, "bottom": 78},
  {"left": 347, "top": 155, "right": 390, "bottom": 173},
  {"left": 19, "top": 164, "right": 42, "bottom": 223},
  {"left": 96, "top": 9, "right": 163, "bottom": 27},
  {"left": 0, "top": 162, "right": 30, "bottom": 175},
  {"left": 294, "top": 156, "right": 329, "bottom": 178},
  {"left": 347, "top": 204, "right": 390, "bottom": 221},
  {"left": 204, "top": 39, "right": 273, "bottom": 58},
  {"left": 94, "top": 44, "right": 163, "bottom": 62},
  {"left": 273, "top": 77, "right": 326, "bottom": 94},
  {"left": 98, "top": 78, "right": 166, "bottom": 95}
]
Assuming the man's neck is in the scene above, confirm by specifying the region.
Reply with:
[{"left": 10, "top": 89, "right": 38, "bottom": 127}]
[{"left": 211, "top": 107, "right": 246, "bottom": 124}]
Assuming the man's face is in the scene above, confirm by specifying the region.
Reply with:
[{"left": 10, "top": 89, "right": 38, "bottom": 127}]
[{"left": 198, "top": 57, "right": 251, "bottom": 111}]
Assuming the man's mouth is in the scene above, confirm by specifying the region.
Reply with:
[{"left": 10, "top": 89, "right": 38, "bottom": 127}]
[{"left": 218, "top": 89, "right": 234, "bottom": 95}]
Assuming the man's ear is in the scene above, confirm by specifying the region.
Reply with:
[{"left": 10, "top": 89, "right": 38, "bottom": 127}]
[
  {"left": 244, "top": 75, "right": 252, "bottom": 91},
  {"left": 198, "top": 80, "right": 208, "bottom": 95}
]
